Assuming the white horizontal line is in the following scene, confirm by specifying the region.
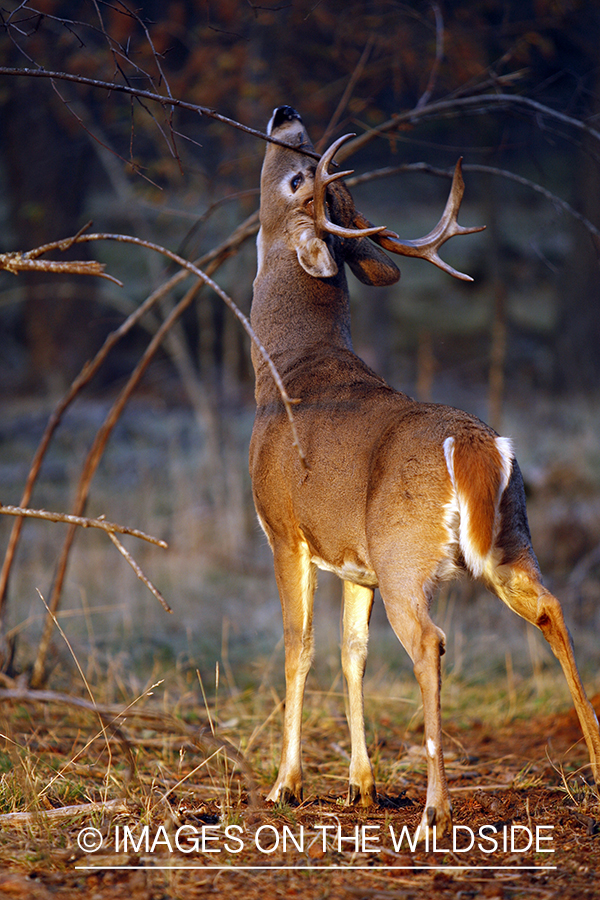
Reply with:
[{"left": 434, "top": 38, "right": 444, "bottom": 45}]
[{"left": 75, "top": 864, "right": 558, "bottom": 871}]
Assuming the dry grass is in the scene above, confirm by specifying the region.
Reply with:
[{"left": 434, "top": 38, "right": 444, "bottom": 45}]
[{"left": 0, "top": 657, "right": 599, "bottom": 899}]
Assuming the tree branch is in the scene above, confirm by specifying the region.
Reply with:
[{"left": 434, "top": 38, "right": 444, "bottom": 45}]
[
  {"left": 4, "top": 228, "right": 305, "bottom": 686},
  {"left": 347, "top": 162, "right": 600, "bottom": 240},
  {"left": 0, "top": 66, "right": 321, "bottom": 160},
  {"left": 0, "top": 250, "right": 122, "bottom": 284},
  {"left": 0, "top": 503, "right": 166, "bottom": 547},
  {"left": 107, "top": 532, "right": 171, "bottom": 613},
  {"left": 0, "top": 503, "right": 171, "bottom": 615},
  {"left": 335, "top": 92, "right": 600, "bottom": 162},
  {"left": 415, "top": 2, "right": 444, "bottom": 111},
  {"left": 0, "top": 213, "right": 259, "bottom": 618}
]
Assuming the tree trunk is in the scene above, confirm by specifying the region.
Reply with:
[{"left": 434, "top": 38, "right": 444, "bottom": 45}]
[{"left": 556, "top": 70, "right": 600, "bottom": 392}]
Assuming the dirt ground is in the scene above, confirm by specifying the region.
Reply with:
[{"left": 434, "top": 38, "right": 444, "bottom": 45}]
[{"left": 0, "top": 686, "right": 598, "bottom": 900}]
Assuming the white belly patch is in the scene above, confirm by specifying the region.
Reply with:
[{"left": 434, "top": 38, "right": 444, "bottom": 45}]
[{"left": 310, "top": 555, "right": 378, "bottom": 587}]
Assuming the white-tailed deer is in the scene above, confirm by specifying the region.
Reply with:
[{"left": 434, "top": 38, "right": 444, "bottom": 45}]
[{"left": 249, "top": 106, "right": 600, "bottom": 836}]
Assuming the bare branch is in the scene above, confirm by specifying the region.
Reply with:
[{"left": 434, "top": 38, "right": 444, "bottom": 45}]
[
  {"left": 0, "top": 502, "right": 170, "bottom": 617},
  {"left": 335, "top": 92, "right": 600, "bottom": 163},
  {"left": 51, "top": 80, "right": 165, "bottom": 189},
  {"left": 0, "top": 213, "right": 259, "bottom": 617},
  {"left": 317, "top": 34, "right": 375, "bottom": 152},
  {"left": 0, "top": 66, "right": 321, "bottom": 160},
  {"left": 347, "top": 162, "right": 600, "bottom": 240},
  {"left": 415, "top": 2, "right": 444, "bottom": 111},
  {"left": 107, "top": 532, "right": 172, "bottom": 613},
  {"left": 4, "top": 66, "right": 597, "bottom": 178},
  {"left": 0, "top": 251, "right": 122, "bottom": 284},
  {"left": 0, "top": 503, "right": 166, "bottom": 547},
  {"left": 23, "top": 229, "right": 304, "bottom": 687}
]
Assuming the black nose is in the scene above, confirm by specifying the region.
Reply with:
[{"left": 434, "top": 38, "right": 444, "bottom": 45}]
[{"left": 271, "top": 106, "right": 302, "bottom": 130}]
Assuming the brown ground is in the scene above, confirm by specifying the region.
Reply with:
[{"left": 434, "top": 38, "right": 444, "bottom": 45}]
[{"left": 0, "top": 685, "right": 598, "bottom": 899}]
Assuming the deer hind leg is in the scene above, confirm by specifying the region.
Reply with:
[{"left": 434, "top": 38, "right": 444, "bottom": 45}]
[
  {"left": 342, "top": 581, "right": 376, "bottom": 806},
  {"left": 377, "top": 577, "right": 452, "bottom": 836},
  {"left": 487, "top": 559, "right": 600, "bottom": 785},
  {"left": 267, "top": 539, "right": 316, "bottom": 805}
]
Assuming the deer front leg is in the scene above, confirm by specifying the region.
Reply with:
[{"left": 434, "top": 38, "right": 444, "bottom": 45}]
[
  {"left": 267, "top": 539, "right": 316, "bottom": 806},
  {"left": 342, "top": 581, "right": 376, "bottom": 806}
]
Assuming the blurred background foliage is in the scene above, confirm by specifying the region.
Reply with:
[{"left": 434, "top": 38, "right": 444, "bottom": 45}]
[
  {"left": 1, "top": 0, "right": 600, "bottom": 395},
  {"left": 0, "top": 0, "right": 600, "bottom": 683}
]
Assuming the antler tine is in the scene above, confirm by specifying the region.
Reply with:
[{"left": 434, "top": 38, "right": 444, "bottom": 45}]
[
  {"left": 313, "top": 133, "right": 387, "bottom": 240},
  {"left": 372, "top": 159, "right": 486, "bottom": 282}
]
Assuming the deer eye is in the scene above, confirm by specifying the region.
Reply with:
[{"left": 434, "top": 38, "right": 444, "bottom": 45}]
[{"left": 290, "top": 173, "right": 304, "bottom": 192}]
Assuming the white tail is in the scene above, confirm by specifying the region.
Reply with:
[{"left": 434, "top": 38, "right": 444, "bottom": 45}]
[{"left": 249, "top": 106, "right": 600, "bottom": 836}]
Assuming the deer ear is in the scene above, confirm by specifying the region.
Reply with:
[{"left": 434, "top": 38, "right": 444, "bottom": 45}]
[
  {"left": 345, "top": 238, "right": 401, "bottom": 286},
  {"left": 297, "top": 236, "right": 338, "bottom": 278},
  {"left": 325, "top": 180, "right": 399, "bottom": 285}
]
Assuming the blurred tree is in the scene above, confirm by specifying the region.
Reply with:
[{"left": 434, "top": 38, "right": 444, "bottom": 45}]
[
  {"left": 1, "top": 0, "right": 599, "bottom": 391},
  {"left": 3, "top": 76, "right": 99, "bottom": 394},
  {"left": 555, "top": 19, "right": 600, "bottom": 391}
]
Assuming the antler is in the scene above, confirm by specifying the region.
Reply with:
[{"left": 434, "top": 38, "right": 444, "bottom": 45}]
[
  {"left": 314, "top": 133, "right": 485, "bottom": 282},
  {"left": 313, "top": 134, "right": 386, "bottom": 240},
  {"left": 369, "top": 159, "right": 486, "bottom": 281}
]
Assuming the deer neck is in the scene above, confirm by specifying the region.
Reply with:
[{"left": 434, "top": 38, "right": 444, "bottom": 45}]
[{"left": 251, "top": 237, "right": 353, "bottom": 401}]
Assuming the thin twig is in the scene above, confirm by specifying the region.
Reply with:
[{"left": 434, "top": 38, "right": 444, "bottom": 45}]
[
  {"left": 0, "top": 798, "right": 127, "bottom": 825},
  {"left": 89, "top": 0, "right": 181, "bottom": 167},
  {"left": 414, "top": 2, "right": 444, "bottom": 111},
  {"left": 317, "top": 35, "right": 374, "bottom": 151},
  {"left": 107, "top": 532, "right": 172, "bottom": 613},
  {"left": 0, "top": 503, "right": 167, "bottom": 547},
  {"left": 0, "top": 251, "right": 122, "bottom": 284},
  {"left": 0, "top": 66, "right": 321, "bottom": 160}
]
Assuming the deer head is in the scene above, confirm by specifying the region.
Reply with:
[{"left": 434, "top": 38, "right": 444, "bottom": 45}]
[{"left": 258, "top": 105, "right": 483, "bottom": 286}]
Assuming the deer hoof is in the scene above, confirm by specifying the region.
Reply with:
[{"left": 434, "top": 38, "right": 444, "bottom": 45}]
[
  {"left": 347, "top": 783, "right": 377, "bottom": 807},
  {"left": 421, "top": 802, "right": 453, "bottom": 837},
  {"left": 279, "top": 786, "right": 301, "bottom": 807}
]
